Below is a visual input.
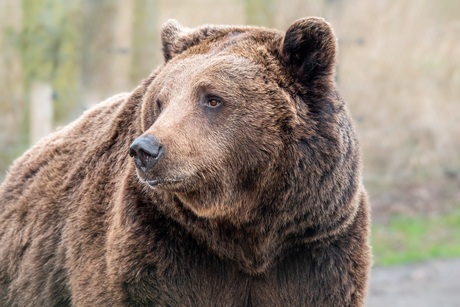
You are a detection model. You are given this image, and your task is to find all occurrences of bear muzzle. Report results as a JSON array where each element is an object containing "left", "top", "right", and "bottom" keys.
[{"left": 129, "top": 135, "right": 164, "bottom": 173}]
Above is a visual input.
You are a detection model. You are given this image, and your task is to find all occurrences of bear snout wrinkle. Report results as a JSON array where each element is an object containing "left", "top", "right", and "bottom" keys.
[{"left": 129, "top": 135, "right": 164, "bottom": 171}]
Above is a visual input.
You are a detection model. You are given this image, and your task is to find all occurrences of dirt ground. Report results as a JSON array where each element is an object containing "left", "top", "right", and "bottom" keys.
[{"left": 366, "top": 258, "right": 460, "bottom": 307}]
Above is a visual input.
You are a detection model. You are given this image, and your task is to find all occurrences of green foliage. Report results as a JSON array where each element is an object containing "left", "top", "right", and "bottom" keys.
[{"left": 371, "top": 210, "right": 460, "bottom": 266}]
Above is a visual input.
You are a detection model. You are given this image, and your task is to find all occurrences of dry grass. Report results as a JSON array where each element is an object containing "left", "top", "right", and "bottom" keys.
[
  {"left": 334, "top": 0, "right": 460, "bottom": 187},
  {"left": 328, "top": 1, "right": 460, "bottom": 217}
]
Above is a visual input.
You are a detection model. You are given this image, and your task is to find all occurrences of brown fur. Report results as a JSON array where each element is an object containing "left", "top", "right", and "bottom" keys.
[{"left": 0, "top": 18, "right": 371, "bottom": 306}]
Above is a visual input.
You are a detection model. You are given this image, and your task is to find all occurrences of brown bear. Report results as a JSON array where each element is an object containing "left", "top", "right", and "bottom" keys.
[{"left": 0, "top": 17, "right": 371, "bottom": 307}]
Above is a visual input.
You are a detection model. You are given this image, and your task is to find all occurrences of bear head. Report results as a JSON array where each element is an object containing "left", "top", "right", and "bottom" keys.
[{"left": 128, "top": 17, "right": 360, "bottom": 247}]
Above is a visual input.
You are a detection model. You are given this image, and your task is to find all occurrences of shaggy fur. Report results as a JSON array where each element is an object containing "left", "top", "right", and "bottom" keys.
[{"left": 0, "top": 18, "right": 371, "bottom": 307}]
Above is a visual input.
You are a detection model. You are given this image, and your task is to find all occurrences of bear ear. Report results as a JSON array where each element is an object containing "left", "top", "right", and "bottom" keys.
[
  {"left": 161, "top": 19, "right": 225, "bottom": 62},
  {"left": 281, "top": 17, "right": 337, "bottom": 84},
  {"left": 161, "top": 19, "right": 187, "bottom": 62}
]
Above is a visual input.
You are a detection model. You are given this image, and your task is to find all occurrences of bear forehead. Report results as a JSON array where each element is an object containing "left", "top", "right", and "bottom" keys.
[
  {"left": 172, "top": 29, "right": 283, "bottom": 70},
  {"left": 154, "top": 53, "right": 263, "bottom": 94}
]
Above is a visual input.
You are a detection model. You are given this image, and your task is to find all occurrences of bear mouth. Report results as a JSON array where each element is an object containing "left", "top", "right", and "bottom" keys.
[
  {"left": 143, "top": 175, "right": 195, "bottom": 191},
  {"left": 147, "top": 178, "right": 185, "bottom": 187}
]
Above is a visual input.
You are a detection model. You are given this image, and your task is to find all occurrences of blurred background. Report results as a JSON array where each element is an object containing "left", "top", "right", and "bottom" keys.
[{"left": 1, "top": 0, "right": 459, "bottom": 305}]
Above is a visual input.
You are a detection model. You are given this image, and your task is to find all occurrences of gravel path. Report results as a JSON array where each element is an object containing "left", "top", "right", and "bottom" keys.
[{"left": 366, "top": 258, "right": 460, "bottom": 307}]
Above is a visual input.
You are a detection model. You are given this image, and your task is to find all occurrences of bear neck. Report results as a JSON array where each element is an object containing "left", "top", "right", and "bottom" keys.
[{"left": 147, "top": 160, "right": 361, "bottom": 275}]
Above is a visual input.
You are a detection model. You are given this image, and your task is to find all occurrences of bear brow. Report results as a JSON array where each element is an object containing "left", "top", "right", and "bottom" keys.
[
  {"left": 192, "top": 81, "right": 225, "bottom": 97},
  {"left": 210, "top": 31, "right": 250, "bottom": 52}
]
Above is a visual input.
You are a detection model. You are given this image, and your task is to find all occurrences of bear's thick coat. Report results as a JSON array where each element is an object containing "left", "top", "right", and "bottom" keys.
[{"left": 0, "top": 18, "right": 371, "bottom": 307}]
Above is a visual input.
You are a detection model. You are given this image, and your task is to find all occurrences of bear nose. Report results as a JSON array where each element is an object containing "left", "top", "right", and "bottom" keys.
[{"left": 129, "top": 135, "right": 164, "bottom": 172}]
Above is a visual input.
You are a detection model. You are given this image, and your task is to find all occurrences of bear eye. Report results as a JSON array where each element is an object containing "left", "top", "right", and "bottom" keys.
[{"left": 205, "top": 99, "right": 221, "bottom": 108}]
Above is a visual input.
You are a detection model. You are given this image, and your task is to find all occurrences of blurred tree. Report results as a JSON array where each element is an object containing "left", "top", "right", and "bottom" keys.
[
  {"left": 112, "top": 0, "right": 134, "bottom": 91},
  {"left": 0, "top": 0, "right": 24, "bottom": 181},
  {"left": 80, "top": 0, "right": 118, "bottom": 109},
  {"left": 81, "top": 0, "right": 137, "bottom": 108},
  {"left": 21, "top": 0, "right": 83, "bottom": 132},
  {"left": 131, "top": 0, "right": 160, "bottom": 84}
]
